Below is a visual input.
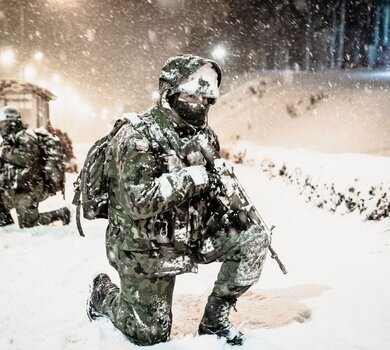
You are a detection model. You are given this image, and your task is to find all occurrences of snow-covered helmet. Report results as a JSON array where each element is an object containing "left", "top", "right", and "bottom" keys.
[
  {"left": 159, "top": 54, "right": 222, "bottom": 99},
  {"left": 0, "top": 106, "right": 22, "bottom": 122}
]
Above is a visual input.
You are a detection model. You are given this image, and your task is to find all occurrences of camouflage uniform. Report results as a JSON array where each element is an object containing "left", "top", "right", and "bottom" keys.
[
  {"left": 0, "top": 108, "right": 69, "bottom": 228},
  {"left": 97, "top": 55, "right": 269, "bottom": 345}
]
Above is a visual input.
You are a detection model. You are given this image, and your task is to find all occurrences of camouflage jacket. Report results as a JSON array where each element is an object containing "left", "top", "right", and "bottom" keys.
[
  {"left": 105, "top": 106, "right": 220, "bottom": 272},
  {"left": 0, "top": 128, "right": 45, "bottom": 200}
]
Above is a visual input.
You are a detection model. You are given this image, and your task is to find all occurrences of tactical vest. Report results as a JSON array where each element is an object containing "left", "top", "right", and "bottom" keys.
[{"left": 107, "top": 108, "right": 219, "bottom": 254}]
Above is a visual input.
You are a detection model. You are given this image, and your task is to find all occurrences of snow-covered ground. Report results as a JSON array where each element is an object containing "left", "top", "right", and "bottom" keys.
[
  {"left": 1, "top": 145, "right": 389, "bottom": 350},
  {"left": 211, "top": 70, "right": 390, "bottom": 156}
]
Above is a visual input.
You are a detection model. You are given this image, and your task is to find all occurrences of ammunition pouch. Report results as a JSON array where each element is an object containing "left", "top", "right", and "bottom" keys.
[{"left": 2, "top": 164, "right": 31, "bottom": 192}]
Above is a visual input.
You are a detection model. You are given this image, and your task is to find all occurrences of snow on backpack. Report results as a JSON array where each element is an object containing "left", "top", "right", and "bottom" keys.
[
  {"left": 72, "top": 115, "right": 135, "bottom": 237},
  {"left": 34, "top": 128, "right": 66, "bottom": 197}
]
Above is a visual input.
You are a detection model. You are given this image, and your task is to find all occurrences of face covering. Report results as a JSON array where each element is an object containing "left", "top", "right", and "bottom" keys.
[
  {"left": 0, "top": 120, "right": 22, "bottom": 139},
  {"left": 173, "top": 100, "right": 209, "bottom": 127}
]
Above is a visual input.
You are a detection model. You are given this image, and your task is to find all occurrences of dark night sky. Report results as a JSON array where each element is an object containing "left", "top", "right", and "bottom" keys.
[
  {"left": 1, "top": 0, "right": 389, "bottom": 141},
  {"left": 1, "top": 0, "right": 221, "bottom": 139}
]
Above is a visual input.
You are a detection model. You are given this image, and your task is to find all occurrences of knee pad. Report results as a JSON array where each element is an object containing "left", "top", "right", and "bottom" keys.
[
  {"left": 240, "top": 224, "right": 269, "bottom": 254},
  {"left": 233, "top": 225, "right": 269, "bottom": 286}
]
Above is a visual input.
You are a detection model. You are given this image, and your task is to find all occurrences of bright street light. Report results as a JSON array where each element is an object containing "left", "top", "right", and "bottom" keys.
[
  {"left": 0, "top": 48, "right": 16, "bottom": 66},
  {"left": 211, "top": 45, "right": 227, "bottom": 61},
  {"left": 34, "top": 51, "right": 44, "bottom": 61}
]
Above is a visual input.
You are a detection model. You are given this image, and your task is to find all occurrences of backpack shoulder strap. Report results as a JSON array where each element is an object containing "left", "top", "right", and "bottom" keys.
[{"left": 73, "top": 115, "right": 132, "bottom": 237}]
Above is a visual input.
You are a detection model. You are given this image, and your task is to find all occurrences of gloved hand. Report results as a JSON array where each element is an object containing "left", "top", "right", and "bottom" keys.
[
  {"left": 213, "top": 158, "right": 233, "bottom": 177},
  {"left": 0, "top": 133, "right": 15, "bottom": 146},
  {"left": 0, "top": 145, "right": 10, "bottom": 158},
  {"left": 221, "top": 209, "right": 250, "bottom": 232},
  {"left": 183, "top": 165, "right": 209, "bottom": 189}
]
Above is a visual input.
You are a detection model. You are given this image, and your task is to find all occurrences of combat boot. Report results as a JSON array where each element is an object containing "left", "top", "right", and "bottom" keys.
[
  {"left": 37, "top": 207, "right": 71, "bottom": 226},
  {"left": 87, "top": 273, "right": 119, "bottom": 321},
  {"left": 198, "top": 294, "right": 244, "bottom": 345},
  {"left": 0, "top": 201, "right": 14, "bottom": 226},
  {"left": 60, "top": 207, "right": 71, "bottom": 225},
  {"left": 0, "top": 211, "right": 14, "bottom": 226}
]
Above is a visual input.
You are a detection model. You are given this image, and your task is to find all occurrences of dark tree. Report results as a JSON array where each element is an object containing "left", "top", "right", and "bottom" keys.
[{"left": 186, "top": 0, "right": 390, "bottom": 72}]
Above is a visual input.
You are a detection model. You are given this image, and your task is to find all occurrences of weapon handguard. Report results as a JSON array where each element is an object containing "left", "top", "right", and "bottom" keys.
[{"left": 189, "top": 132, "right": 288, "bottom": 275}]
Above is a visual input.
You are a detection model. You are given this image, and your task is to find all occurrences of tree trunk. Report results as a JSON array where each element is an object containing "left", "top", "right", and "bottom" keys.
[
  {"left": 336, "top": 0, "right": 346, "bottom": 69},
  {"left": 371, "top": 2, "right": 382, "bottom": 67},
  {"left": 382, "top": 3, "right": 389, "bottom": 46},
  {"left": 305, "top": 0, "right": 312, "bottom": 70},
  {"left": 330, "top": 6, "right": 338, "bottom": 69}
]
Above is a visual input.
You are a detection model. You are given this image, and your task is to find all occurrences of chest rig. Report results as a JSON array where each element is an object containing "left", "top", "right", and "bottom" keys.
[{"left": 137, "top": 109, "right": 211, "bottom": 252}]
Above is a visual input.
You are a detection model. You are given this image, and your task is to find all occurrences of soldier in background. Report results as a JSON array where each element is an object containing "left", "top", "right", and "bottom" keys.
[
  {"left": 47, "top": 121, "right": 78, "bottom": 173},
  {"left": 0, "top": 107, "right": 70, "bottom": 228},
  {"left": 87, "top": 55, "right": 269, "bottom": 346}
]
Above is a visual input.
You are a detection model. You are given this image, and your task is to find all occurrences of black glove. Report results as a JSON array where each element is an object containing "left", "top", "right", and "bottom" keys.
[{"left": 221, "top": 209, "right": 251, "bottom": 232}]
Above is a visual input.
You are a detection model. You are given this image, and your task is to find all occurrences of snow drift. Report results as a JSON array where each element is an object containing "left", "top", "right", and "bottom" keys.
[
  {"left": 210, "top": 70, "right": 390, "bottom": 156},
  {"left": 1, "top": 70, "right": 390, "bottom": 349},
  {"left": 1, "top": 144, "right": 390, "bottom": 350}
]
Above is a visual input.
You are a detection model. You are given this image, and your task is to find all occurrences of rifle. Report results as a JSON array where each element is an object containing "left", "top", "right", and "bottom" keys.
[{"left": 185, "top": 132, "right": 287, "bottom": 275}]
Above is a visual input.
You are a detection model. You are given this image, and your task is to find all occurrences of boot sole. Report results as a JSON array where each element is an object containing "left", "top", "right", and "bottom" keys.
[
  {"left": 86, "top": 282, "right": 102, "bottom": 322},
  {"left": 63, "top": 210, "right": 71, "bottom": 226},
  {"left": 199, "top": 324, "right": 244, "bottom": 346}
]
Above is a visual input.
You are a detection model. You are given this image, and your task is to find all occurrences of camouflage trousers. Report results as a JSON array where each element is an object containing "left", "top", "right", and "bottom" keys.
[
  {"left": 1, "top": 189, "right": 63, "bottom": 228},
  {"left": 102, "top": 224, "right": 269, "bottom": 346},
  {"left": 0, "top": 195, "right": 14, "bottom": 226}
]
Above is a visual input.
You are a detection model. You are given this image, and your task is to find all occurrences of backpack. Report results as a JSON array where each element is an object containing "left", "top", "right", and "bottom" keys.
[
  {"left": 34, "top": 128, "right": 66, "bottom": 197},
  {"left": 72, "top": 116, "right": 134, "bottom": 236}
]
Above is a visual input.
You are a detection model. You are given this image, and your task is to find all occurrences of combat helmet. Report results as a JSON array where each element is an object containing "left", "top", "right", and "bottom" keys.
[
  {"left": 159, "top": 54, "right": 222, "bottom": 99},
  {"left": 0, "top": 107, "right": 22, "bottom": 122}
]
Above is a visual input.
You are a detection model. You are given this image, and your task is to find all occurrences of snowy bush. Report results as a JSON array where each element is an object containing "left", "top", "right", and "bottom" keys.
[
  {"left": 259, "top": 158, "right": 389, "bottom": 221},
  {"left": 219, "top": 144, "right": 389, "bottom": 221}
]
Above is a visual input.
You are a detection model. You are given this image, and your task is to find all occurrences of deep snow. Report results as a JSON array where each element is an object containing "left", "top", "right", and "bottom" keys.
[
  {"left": 1, "top": 145, "right": 389, "bottom": 350},
  {"left": 210, "top": 71, "right": 390, "bottom": 156}
]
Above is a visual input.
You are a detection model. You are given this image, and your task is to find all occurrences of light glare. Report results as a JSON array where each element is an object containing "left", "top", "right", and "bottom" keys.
[
  {"left": 52, "top": 74, "right": 61, "bottom": 82},
  {"left": 24, "top": 64, "right": 37, "bottom": 81},
  {"left": 211, "top": 45, "right": 227, "bottom": 60},
  {"left": 0, "top": 48, "right": 15, "bottom": 66},
  {"left": 34, "top": 51, "right": 44, "bottom": 61}
]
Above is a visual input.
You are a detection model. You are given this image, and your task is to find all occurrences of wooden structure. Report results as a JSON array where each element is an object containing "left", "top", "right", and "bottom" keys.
[{"left": 0, "top": 80, "right": 56, "bottom": 128}]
